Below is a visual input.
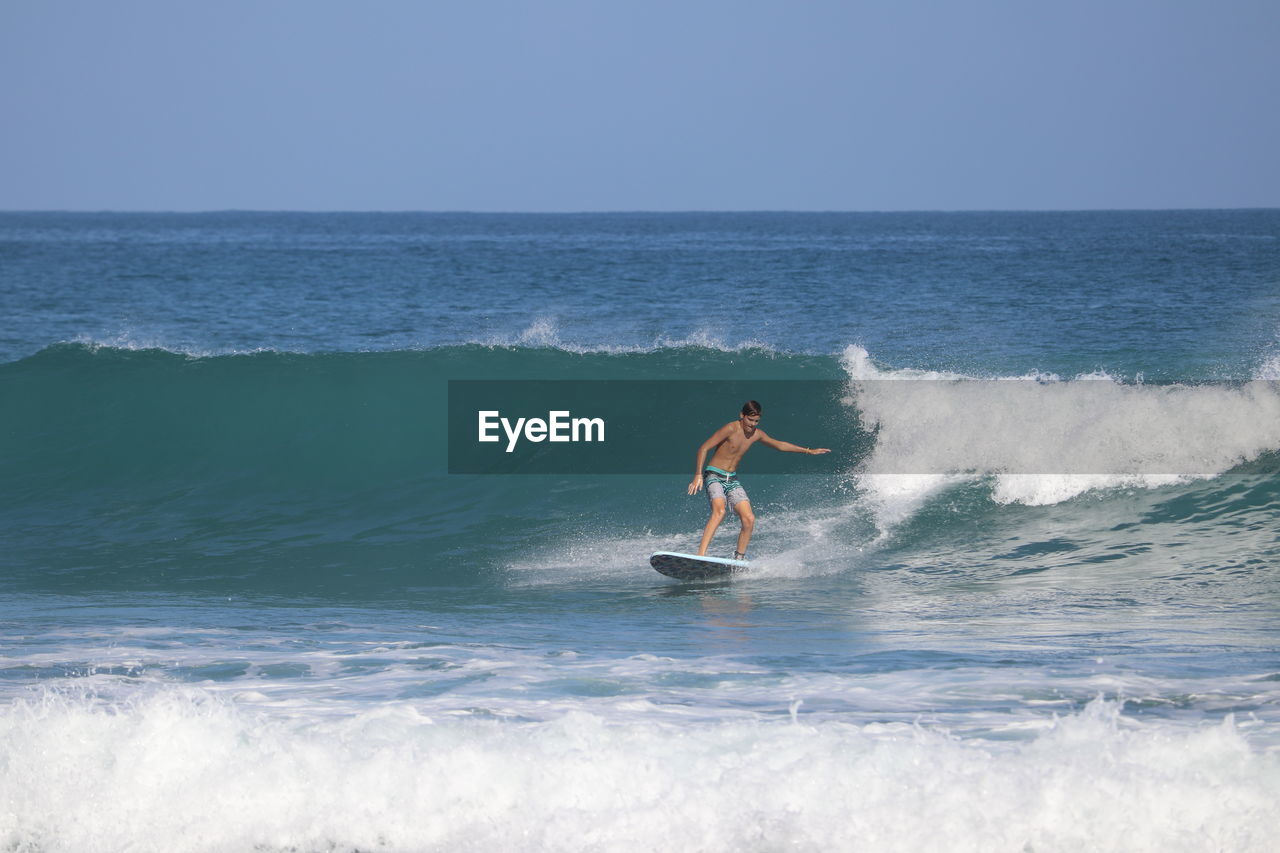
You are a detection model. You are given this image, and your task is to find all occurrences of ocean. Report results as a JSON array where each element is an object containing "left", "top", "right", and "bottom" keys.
[{"left": 2, "top": 210, "right": 1279, "bottom": 851}]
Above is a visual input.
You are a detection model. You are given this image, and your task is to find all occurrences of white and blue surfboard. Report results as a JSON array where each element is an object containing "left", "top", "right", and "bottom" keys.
[{"left": 650, "top": 551, "right": 750, "bottom": 581}]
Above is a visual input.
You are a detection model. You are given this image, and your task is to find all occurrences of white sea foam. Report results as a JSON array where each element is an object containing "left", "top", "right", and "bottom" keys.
[
  {"left": 67, "top": 332, "right": 289, "bottom": 359},
  {"left": 52, "top": 318, "right": 783, "bottom": 361},
  {"left": 841, "top": 345, "right": 1280, "bottom": 516},
  {"left": 2, "top": 689, "right": 1277, "bottom": 853},
  {"left": 1257, "top": 350, "right": 1280, "bottom": 381},
  {"left": 479, "top": 317, "right": 782, "bottom": 355}
]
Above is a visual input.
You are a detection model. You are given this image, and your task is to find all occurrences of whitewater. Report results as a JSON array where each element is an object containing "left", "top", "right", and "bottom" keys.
[{"left": 2, "top": 211, "right": 1279, "bottom": 851}]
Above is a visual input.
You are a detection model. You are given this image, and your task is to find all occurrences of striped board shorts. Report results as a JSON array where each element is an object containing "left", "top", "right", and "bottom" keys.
[{"left": 704, "top": 465, "right": 749, "bottom": 508}]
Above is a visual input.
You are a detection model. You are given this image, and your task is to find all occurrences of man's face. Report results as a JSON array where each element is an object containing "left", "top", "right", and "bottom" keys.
[{"left": 740, "top": 413, "right": 760, "bottom": 432}]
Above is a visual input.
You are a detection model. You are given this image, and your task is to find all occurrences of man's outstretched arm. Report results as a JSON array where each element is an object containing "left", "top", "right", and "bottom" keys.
[{"left": 758, "top": 431, "right": 830, "bottom": 455}]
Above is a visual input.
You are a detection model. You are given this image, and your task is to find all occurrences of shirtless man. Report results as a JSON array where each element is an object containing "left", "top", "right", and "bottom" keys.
[{"left": 688, "top": 400, "right": 830, "bottom": 559}]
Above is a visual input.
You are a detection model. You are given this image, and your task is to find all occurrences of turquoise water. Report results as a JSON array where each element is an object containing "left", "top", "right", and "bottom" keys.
[{"left": 2, "top": 211, "right": 1280, "bottom": 851}]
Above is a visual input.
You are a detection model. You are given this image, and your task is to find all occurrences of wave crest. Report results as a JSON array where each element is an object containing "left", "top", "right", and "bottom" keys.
[{"left": 841, "top": 345, "right": 1280, "bottom": 512}]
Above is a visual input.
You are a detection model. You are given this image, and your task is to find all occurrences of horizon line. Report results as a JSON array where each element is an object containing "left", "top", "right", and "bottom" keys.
[{"left": 2, "top": 206, "right": 1278, "bottom": 215}]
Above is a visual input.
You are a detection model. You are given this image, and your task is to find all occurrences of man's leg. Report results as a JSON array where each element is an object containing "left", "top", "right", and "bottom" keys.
[
  {"left": 732, "top": 499, "right": 755, "bottom": 558},
  {"left": 697, "top": 497, "right": 727, "bottom": 556}
]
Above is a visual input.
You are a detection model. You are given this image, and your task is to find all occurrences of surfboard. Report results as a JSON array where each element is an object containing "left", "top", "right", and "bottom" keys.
[{"left": 650, "top": 551, "right": 750, "bottom": 581}]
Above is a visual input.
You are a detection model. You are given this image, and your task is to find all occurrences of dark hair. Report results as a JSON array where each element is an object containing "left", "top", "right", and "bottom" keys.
[{"left": 741, "top": 400, "right": 762, "bottom": 417}]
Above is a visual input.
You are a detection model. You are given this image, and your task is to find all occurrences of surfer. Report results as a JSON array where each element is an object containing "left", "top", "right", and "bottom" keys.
[{"left": 688, "top": 400, "right": 829, "bottom": 559}]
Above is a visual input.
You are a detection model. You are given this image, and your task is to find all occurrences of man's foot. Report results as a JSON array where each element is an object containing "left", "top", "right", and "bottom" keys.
[{"left": 733, "top": 551, "right": 748, "bottom": 561}]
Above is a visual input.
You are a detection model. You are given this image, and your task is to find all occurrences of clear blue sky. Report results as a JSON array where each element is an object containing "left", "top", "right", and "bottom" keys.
[{"left": 2, "top": 0, "right": 1277, "bottom": 211}]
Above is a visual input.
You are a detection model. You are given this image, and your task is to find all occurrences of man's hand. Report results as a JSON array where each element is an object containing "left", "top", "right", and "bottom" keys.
[
  {"left": 807, "top": 448, "right": 831, "bottom": 455},
  {"left": 688, "top": 475, "right": 704, "bottom": 495}
]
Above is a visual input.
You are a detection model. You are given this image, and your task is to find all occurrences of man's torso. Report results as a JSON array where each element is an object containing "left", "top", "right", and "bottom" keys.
[{"left": 707, "top": 422, "right": 763, "bottom": 471}]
